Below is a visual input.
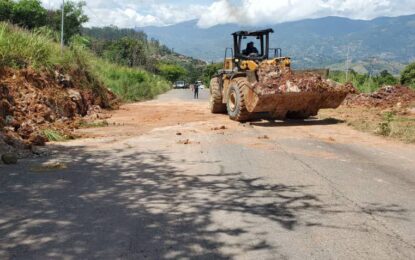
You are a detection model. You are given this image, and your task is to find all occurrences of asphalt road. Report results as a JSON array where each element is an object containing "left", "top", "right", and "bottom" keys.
[{"left": 1, "top": 89, "right": 414, "bottom": 259}]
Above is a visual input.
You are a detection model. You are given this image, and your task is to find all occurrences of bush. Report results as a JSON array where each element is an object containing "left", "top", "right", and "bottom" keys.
[
  {"left": 103, "top": 37, "right": 147, "bottom": 67},
  {"left": 401, "top": 62, "right": 415, "bottom": 88},
  {"left": 329, "top": 69, "right": 399, "bottom": 93},
  {"left": 158, "top": 63, "right": 187, "bottom": 83},
  {"left": 93, "top": 59, "right": 171, "bottom": 101},
  {"left": 11, "top": 0, "right": 47, "bottom": 29},
  {"left": 329, "top": 70, "right": 379, "bottom": 93},
  {"left": 203, "top": 63, "right": 223, "bottom": 85},
  {"left": 376, "top": 70, "right": 398, "bottom": 86},
  {"left": 47, "top": 1, "right": 88, "bottom": 43},
  {"left": 0, "top": 0, "right": 13, "bottom": 21}
]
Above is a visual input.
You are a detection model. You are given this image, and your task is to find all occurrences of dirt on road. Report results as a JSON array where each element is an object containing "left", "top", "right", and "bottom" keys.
[{"left": 1, "top": 89, "right": 415, "bottom": 259}]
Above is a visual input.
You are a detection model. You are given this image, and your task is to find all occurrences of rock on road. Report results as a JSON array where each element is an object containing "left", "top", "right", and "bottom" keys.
[{"left": 1, "top": 89, "right": 414, "bottom": 259}]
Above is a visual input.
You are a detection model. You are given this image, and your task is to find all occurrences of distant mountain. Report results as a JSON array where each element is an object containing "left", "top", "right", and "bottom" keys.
[{"left": 137, "top": 15, "right": 415, "bottom": 74}]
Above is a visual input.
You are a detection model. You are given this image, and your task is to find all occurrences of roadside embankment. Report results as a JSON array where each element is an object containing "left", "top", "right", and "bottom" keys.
[
  {"left": 321, "top": 85, "right": 415, "bottom": 143},
  {"left": 0, "top": 22, "right": 170, "bottom": 158}
]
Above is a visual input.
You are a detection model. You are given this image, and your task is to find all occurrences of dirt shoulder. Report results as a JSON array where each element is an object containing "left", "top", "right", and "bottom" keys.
[{"left": 320, "top": 86, "right": 415, "bottom": 143}]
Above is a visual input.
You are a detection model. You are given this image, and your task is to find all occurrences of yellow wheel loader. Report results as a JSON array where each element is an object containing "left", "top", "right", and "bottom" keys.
[{"left": 209, "top": 29, "right": 353, "bottom": 121}]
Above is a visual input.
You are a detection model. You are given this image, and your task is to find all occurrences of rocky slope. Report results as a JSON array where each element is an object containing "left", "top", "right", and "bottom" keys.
[{"left": 0, "top": 67, "right": 117, "bottom": 157}]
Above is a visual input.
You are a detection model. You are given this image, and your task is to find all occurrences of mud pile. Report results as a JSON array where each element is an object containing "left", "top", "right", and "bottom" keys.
[
  {"left": 344, "top": 85, "right": 415, "bottom": 108},
  {"left": 0, "top": 68, "right": 117, "bottom": 153}
]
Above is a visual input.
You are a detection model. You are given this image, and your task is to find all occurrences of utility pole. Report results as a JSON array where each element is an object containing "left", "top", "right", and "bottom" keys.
[
  {"left": 61, "top": 0, "right": 65, "bottom": 52},
  {"left": 368, "top": 56, "right": 376, "bottom": 79},
  {"left": 345, "top": 46, "right": 350, "bottom": 82}
]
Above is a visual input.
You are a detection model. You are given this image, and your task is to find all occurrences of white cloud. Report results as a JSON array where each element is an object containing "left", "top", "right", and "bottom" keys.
[
  {"left": 41, "top": 0, "right": 415, "bottom": 28},
  {"left": 42, "top": 0, "right": 206, "bottom": 28},
  {"left": 197, "top": 0, "right": 415, "bottom": 28}
]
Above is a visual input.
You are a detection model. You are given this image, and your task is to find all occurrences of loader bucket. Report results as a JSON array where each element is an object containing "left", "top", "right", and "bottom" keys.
[{"left": 243, "top": 72, "right": 353, "bottom": 119}]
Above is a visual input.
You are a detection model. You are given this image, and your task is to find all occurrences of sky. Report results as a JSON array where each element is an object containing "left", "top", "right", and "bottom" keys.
[{"left": 41, "top": 0, "right": 415, "bottom": 28}]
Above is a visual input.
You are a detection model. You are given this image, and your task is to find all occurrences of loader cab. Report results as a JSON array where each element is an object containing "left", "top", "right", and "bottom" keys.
[
  {"left": 233, "top": 29, "right": 273, "bottom": 61},
  {"left": 223, "top": 29, "right": 276, "bottom": 72}
]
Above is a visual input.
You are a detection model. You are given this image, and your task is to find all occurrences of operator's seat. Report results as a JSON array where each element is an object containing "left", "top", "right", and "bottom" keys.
[{"left": 242, "top": 42, "right": 259, "bottom": 56}]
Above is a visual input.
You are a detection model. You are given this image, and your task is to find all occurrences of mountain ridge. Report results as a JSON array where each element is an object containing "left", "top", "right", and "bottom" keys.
[{"left": 137, "top": 15, "right": 415, "bottom": 74}]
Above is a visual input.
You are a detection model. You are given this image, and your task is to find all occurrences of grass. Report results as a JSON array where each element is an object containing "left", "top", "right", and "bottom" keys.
[
  {"left": 329, "top": 70, "right": 381, "bottom": 93},
  {"left": 320, "top": 108, "right": 415, "bottom": 143},
  {"left": 0, "top": 23, "right": 82, "bottom": 71},
  {"left": 91, "top": 59, "right": 171, "bottom": 101},
  {"left": 42, "top": 129, "right": 70, "bottom": 142},
  {"left": 0, "top": 22, "right": 170, "bottom": 102},
  {"left": 376, "top": 112, "right": 415, "bottom": 142}
]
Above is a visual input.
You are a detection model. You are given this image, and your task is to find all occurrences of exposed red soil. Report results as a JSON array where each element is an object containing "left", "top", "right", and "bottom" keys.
[
  {"left": 0, "top": 67, "right": 117, "bottom": 153},
  {"left": 344, "top": 85, "right": 415, "bottom": 108},
  {"left": 255, "top": 64, "right": 356, "bottom": 94}
]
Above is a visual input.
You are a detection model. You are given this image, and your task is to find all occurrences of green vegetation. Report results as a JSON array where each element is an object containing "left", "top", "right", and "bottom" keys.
[
  {"left": 401, "top": 62, "right": 415, "bottom": 88},
  {"left": 0, "top": 0, "right": 86, "bottom": 42},
  {"left": 82, "top": 26, "right": 165, "bottom": 73},
  {"left": 0, "top": 0, "right": 176, "bottom": 102},
  {"left": 202, "top": 63, "right": 223, "bottom": 85},
  {"left": 42, "top": 129, "right": 69, "bottom": 142},
  {"left": 0, "top": 22, "right": 76, "bottom": 69},
  {"left": 2, "top": 0, "right": 47, "bottom": 29},
  {"left": 0, "top": 22, "right": 170, "bottom": 101},
  {"left": 82, "top": 26, "right": 207, "bottom": 84},
  {"left": 1, "top": 0, "right": 205, "bottom": 103},
  {"left": 320, "top": 108, "right": 415, "bottom": 143},
  {"left": 92, "top": 59, "right": 170, "bottom": 101},
  {"left": 330, "top": 62, "right": 415, "bottom": 92},
  {"left": 376, "top": 112, "right": 395, "bottom": 136},
  {"left": 158, "top": 63, "right": 187, "bottom": 83},
  {"left": 375, "top": 111, "right": 415, "bottom": 143},
  {"left": 329, "top": 69, "right": 399, "bottom": 93},
  {"left": 48, "top": 1, "right": 88, "bottom": 43}
]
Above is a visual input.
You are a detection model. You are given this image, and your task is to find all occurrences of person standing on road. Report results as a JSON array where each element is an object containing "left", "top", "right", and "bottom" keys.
[{"left": 194, "top": 81, "right": 199, "bottom": 99}]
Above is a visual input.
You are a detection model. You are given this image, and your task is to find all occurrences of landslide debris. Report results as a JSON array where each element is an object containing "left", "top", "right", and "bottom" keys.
[
  {"left": 256, "top": 64, "right": 356, "bottom": 94},
  {"left": 344, "top": 85, "right": 415, "bottom": 109},
  {"left": 0, "top": 67, "right": 118, "bottom": 156},
  {"left": 320, "top": 85, "right": 415, "bottom": 143}
]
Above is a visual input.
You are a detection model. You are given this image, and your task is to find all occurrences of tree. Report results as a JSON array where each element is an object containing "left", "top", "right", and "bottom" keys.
[
  {"left": 103, "top": 37, "right": 147, "bottom": 67},
  {"left": 401, "top": 62, "right": 415, "bottom": 88},
  {"left": 48, "top": 1, "right": 88, "bottom": 43},
  {"left": 0, "top": 0, "right": 14, "bottom": 22},
  {"left": 203, "top": 63, "right": 223, "bottom": 85},
  {"left": 158, "top": 64, "right": 187, "bottom": 83},
  {"left": 375, "top": 70, "right": 398, "bottom": 86},
  {"left": 11, "top": 0, "right": 47, "bottom": 29}
]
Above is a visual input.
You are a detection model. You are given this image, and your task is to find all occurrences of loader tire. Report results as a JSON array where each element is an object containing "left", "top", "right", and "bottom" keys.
[
  {"left": 227, "top": 78, "right": 251, "bottom": 122},
  {"left": 209, "top": 77, "right": 227, "bottom": 113}
]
